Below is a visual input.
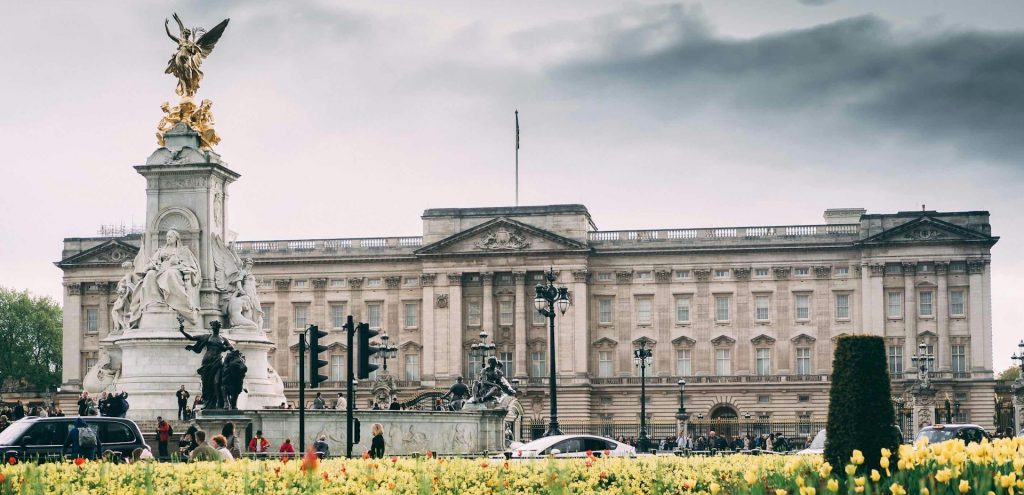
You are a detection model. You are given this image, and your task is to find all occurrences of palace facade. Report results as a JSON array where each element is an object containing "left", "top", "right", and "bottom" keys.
[{"left": 57, "top": 205, "right": 999, "bottom": 431}]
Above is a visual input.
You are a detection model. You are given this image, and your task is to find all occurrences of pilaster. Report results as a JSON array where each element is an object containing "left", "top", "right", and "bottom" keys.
[
  {"left": 482, "top": 272, "right": 494, "bottom": 339},
  {"left": 903, "top": 262, "right": 918, "bottom": 369},
  {"left": 513, "top": 271, "right": 528, "bottom": 379},
  {"left": 62, "top": 282, "right": 83, "bottom": 387},
  {"left": 572, "top": 269, "right": 591, "bottom": 377},
  {"left": 935, "top": 262, "right": 950, "bottom": 371},
  {"left": 447, "top": 272, "right": 463, "bottom": 378},
  {"left": 420, "top": 273, "right": 436, "bottom": 382}
]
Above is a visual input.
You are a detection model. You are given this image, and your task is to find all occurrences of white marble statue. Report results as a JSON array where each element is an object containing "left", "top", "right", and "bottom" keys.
[
  {"left": 128, "top": 229, "right": 201, "bottom": 326},
  {"left": 212, "top": 234, "right": 263, "bottom": 329},
  {"left": 110, "top": 261, "right": 139, "bottom": 333}
]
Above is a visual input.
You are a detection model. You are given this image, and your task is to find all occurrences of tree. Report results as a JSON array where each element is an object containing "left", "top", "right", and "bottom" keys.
[
  {"left": 825, "top": 335, "right": 898, "bottom": 474},
  {"left": 0, "top": 287, "right": 62, "bottom": 392},
  {"left": 998, "top": 367, "right": 1020, "bottom": 382}
]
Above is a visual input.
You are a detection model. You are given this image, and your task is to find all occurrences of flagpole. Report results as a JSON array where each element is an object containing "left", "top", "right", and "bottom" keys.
[{"left": 515, "top": 110, "right": 519, "bottom": 207}]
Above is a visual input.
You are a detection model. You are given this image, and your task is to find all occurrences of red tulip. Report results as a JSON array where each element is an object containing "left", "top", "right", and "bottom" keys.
[{"left": 74, "top": 457, "right": 85, "bottom": 466}]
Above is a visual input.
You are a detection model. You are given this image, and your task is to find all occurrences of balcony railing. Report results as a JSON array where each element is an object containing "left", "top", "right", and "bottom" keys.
[
  {"left": 589, "top": 223, "right": 860, "bottom": 245},
  {"left": 234, "top": 236, "right": 423, "bottom": 257}
]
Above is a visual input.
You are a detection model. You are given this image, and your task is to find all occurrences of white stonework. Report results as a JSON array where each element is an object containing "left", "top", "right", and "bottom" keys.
[{"left": 58, "top": 205, "right": 998, "bottom": 429}]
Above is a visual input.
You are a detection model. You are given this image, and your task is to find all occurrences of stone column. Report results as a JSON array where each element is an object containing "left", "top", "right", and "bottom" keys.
[
  {"left": 61, "top": 282, "right": 83, "bottom": 387},
  {"left": 911, "top": 388, "right": 937, "bottom": 437},
  {"left": 348, "top": 277, "right": 364, "bottom": 367},
  {"left": 935, "top": 262, "right": 950, "bottom": 372},
  {"left": 312, "top": 278, "right": 328, "bottom": 328},
  {"left": 572, "top": 269, "right": 591, "bottom": 377},
  {"left": 420, "top": 273, "right": 437, "bottom": 384},
  {"left": 614, "top": 270, "right": 634, "bottom": 374},
  {"left": 482, "top": 272, "right": 494, "bottom": 339},
  {"left": 903, "top": 263, "right": 918, "bottom": 369},
  {"left": 513, "top": 271, "right": 528, "bottom": 379},
  {"left": 654, "top": 269, "right": 673, "bottom": 375},
  {"left": 863, "top": 263, "right": 884, "bottom": 335},
  {"left": 447, "top": 273, "right": 464, "bottom": 379},
  {"left": 385, "top": 276, "right": 402, "bottom": 334},
  {"left": 967, "top": 260, "right": 986, "bottom": 373}
]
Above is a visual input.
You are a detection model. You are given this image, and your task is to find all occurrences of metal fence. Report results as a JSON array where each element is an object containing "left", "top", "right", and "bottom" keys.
[{"left": 518, "top": 418, "right": 825, "bottom": 449}]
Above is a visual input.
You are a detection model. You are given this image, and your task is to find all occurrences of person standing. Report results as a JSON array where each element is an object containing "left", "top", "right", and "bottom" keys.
[
  {"left": 313, "top": 435, "right": 330, "bottom": 458},
  {"left": 156, "top": 416, "right": 173, "bottom": 460},
  {"left": 12, "top": 401, "right": 25, "bottom": 421},
  {"left": 248, "top": 430, "right": 270, "bottom": 454},
  {"left": 312, "top": 392, "right": 326, "bottom": 410},
  {"left": 63, "top": 418, "right": 102, "bottom": 460},
  {"left": 278, "top": 438, "right": 295, "bottom": 461},
  {"left": 0, "top": 415, "right": 10, "bottom": 434},
  {"left": 176, "top": 386, "right": 190, "bottom": 421},
  {"left": 369, "top": 423, "right": 385, "bottom": 459},
  {"left": 334, "top": 393, "right": 346, "bottom": 410},
  {"left": 222, "top": 422, "right": 241, "bottom": 459},
  {"left": 212, "top": 435, "right": 234, "bottom": 462}
]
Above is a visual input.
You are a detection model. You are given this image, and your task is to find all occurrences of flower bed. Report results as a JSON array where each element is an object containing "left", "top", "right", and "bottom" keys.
[{"left": 1, "top": 438, "right": 1022, "bottom": 494}]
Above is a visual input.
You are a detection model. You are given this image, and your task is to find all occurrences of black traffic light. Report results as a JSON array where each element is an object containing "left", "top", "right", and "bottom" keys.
[
  {"left": 357, "top": 322, "right": 380, "bottom": 379},
  {"left": 309, "top": 324, "right": 329, "bottom": 388}
]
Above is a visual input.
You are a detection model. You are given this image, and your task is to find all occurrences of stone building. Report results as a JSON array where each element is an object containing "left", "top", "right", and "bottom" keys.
[{"left": 57, "top": 204, "right": 998, "bottom": 432}]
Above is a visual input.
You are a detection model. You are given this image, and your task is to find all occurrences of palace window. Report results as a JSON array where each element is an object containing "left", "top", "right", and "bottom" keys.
[
  {"left": 293, "top": 304, "right": 308, "bottom": 329},
  {"left": 714, "top": 269, "right": 729, "bottom": 278},
  {"left": 921, "top": 345, "right": 936, "bottom": 372},
  {"left": 532, "top": 304, "right": 546, "bottom": 326},
  {"left": 329, "top": 279, "right": 345, "bottom": 288},
  {"left": 919, "top": 291, "right": 934, "bottom": 317},
  {"left": 885, "top": 264, "right": 902, "bottom": 275},
  {"left": 676, "top": 349, "right": 692, "bottom": 376},
  {"left": 715, "top": 349, "right": 731, "bottom": 376},
  {"left": 366, "top": 303, "right": 381, "bottom": 329},
  {"left": 330, "top": 355, "right": 345, "bottom": 382},
  {"left": 466, "top": 352, "right": 482, "bottom": 380},
  {"left": 403, "top": 277, "right": 418, "bottom": 286},
  {"left": 84, "top": 356, "right": 97, "bottom": 372},
  {"left": 714, "top": 296, "right": 731, "bottom": 322},
  {"left": 598, "top": 351, "right": 614, "bottom": 378},
  {"left": 794, "top": 267, "right": 809, "bottom": 276},
  {"left": 261, "top": 305, "right": 272, "bottom": 330},
  {"left": 404, "top": 303, "right": 419, "bottom": 328},
  {"left": 467, "top": 298, "right": 482, "bottom": 327},
  {"left": 294, "top": 280, "right": 308, "bottom": 289},
  {"left": 530, "top": 351, "right": 546, "bottom": 378},
  {"left": 754, "top": 268, "right": 769, "bottom": 277},
  {"left": 676, "top": 270, "right": 690, "bottom": 279},
  {"left": 498, "top": 300, "right": 513, "bottom": 326},
  {"left": 404, "top": 354, "right": 420, "bottom": 382},
  {"left": 949, "top": 262, "right": 966, "bottom": 272},
  {"left": 636, "top": 271, "right": 653, "bottom": 282},
  {"left": 887, "top": 292, "right": 903, "bottom": 319},
  {"left": 949, "top": 290, "right": 965, "bottom": 317},
  {"left": 85, "top": 308, "right": 98, "bottom": 333},
  {"left": 795, "top": 294, "right": 810, "bottom": 321},
  {"left": 834, "top": 266, "right": 849, "bottom": 276},
  {"left": 888, "top": 346, "right": 903, "bottom": 375},
  {"left": 756, "top": 348, "right": 772, "bottom": 376},
  {"left": 796, "top": 347, "right": 811, "bottom": 376},
  {"left": 597, "top": 272, "right": 613, "bottom": 282},
  {"left": 835, "top": 293, "right": 850, "bottom": 320},
  {"left": 366, "top": 278, "right": 382, "bottom": 288},
  {"left": 636, "top": 298, "right": 652, "bottom": 325},
  {"left": 499, "top": 351, "right": 514, "bottom": 377},
  {"left": 330, "top": 303, "right": 346, "bottom": 329},
  {"left": 598, "top": 298, "right": 613, "bottom": 325},
  {"left": 675, "top": 297, "right": 691, "bottom": 324},
  {"left": 754, "top": 295, "right": 770, "bottom": 322},
  {"left": 951, "top": 345, "right": 967, "bottom": 374}
]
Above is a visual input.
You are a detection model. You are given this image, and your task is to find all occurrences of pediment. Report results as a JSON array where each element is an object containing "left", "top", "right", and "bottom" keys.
[
  {"left": 399, "top": 341, "right": 422, "bottom": 351},
  {"left": 750, "top": 334, "right": 776, "bottom": 346},
  {"left": 830, "top": 332, "right": 850, "bottom": 343},
  {"left": 56, "top": 238, "right": 141, "bottom": 267},
  {"left": 631, "top": 336, "right": 657, "bottom": 348},
  {"left": 917, "top": 330, "right": 937, "bottom": 340},
  {"left": 860, "top": 216, "right": 994, "bottom": 246},
  {"left": 711, "top": 335, "right": 736, "bottom": 347},
  {"left": 592, "top": 337, "right": 618, "bottom": 348},
  {"left": 791, "top": 333, "right": 817, "bottom": 344},
  {"left": 672, "top": 335, "right": 696, "bottom": 347},
  {"left": 415, "top": 217, "right": 589, "bottom": 256}
]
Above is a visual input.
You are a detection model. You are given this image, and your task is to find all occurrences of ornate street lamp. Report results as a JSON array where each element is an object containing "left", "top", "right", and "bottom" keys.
[
  {"left": 534, "top": 268, "right": 570, "bottom": 437},
  {"left": 471, "top": 330, "right": 496, "bottom": 373},
  {"left": 911, "top": 341, "right": 935, "bottom": 389},
  {"left": 378, "top": 332, "right": 398, "bottom": 372},
  {"left": 675, "top": 379, "right": 688, "bottom": 448},
  {"left": 633, "top": 341, "right": 654, "bottom": 452},
  {"left": 1011, "top": 340, "right": 1024, "bottom": 373}
]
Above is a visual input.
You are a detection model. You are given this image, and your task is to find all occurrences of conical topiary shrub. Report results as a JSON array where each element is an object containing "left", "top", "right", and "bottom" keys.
[{"left": 825, "top": 334, "right": 898, "bottom": 473}]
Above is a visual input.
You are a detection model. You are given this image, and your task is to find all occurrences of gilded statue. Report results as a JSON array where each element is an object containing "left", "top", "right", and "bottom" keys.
[
  {"left": 164, "top": 14, "right": 230, "bottom": 98},
  {"left": 156, "top": 97, "right": 221, "bottom": 149}
]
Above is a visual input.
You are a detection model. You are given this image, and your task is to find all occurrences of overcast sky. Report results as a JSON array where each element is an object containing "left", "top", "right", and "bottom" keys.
[{"left": 2, "top": 1, "right": 1022, "bottom": 371}]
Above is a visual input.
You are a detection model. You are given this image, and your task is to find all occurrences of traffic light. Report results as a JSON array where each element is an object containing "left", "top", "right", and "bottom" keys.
[
  {"left": 308, "top": 324, "right": 329, "bottom": 388},
  {"left": 357, "top": 322, "right": 380, "bottom": 379}
]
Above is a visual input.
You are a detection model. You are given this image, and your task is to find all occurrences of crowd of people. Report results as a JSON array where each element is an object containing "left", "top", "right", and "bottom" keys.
[
  {"left": 75, "top": 391, "right": 131, "bottom": 417},
  {"left": 1, "top": 401, "right": 67, "bottom": 424},
  {"left": 623, "top": 430, "right": 796, "bottom": 453}
]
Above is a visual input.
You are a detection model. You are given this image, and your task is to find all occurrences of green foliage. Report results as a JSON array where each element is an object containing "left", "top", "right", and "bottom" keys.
[
  {"left": 825, "top": 334, "right": 897, "bottom": 474},
  {"left": 997, "top": 367, "right": 1020, "bottom": 382},
  {"left": 0, "top": 287, "right": 63, "bottom": 392}
]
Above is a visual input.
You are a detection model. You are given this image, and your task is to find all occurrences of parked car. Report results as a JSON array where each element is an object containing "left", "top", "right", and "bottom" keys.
[
  {"left": 0, "top": 416, "right": 149, "bottom": 463},
  {"left": 916, "top": 424, "right": 989, "bottom": 445},
  {"left": 797, "top": 429, "right": 827, "bottom": 455},
  {"left": 506, "top": 435, "right": 635, "bottom": 459}
]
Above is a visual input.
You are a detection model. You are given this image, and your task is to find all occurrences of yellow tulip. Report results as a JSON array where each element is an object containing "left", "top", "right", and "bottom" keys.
[
  {"left": 819, "top": 462, "right": 833, "bottom": 478},
  {"left": 845, "top": 464, "right": 857, "bottom": 476},
  {"left": 711, "top": 482, "right": 721, "bottom": 495},
  {"left": 870, "top": 469, "right": 880, "bottom": 482},
  {"left": 776, "top": 490, "right": 788, "bottom": 495},
  {"left": 827, "top": 479, "right": 840, "bottom": 492},
  {"left": 890, "top": 483, "right": 907, "bottom": 495},
  {"left": 936, "top": 468, "right": 953, "bottom": 483},
  {"left": 959, "top": 480, "right": 970, "bottom": 494},
  {"left": 746, "top": 471, "right": 758, "bottom": 485},
  {"left": 851, "top": 450, "right": 865, "bottom": 465}
]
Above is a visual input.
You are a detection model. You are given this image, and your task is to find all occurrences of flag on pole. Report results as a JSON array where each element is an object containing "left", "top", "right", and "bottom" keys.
[{"left": 515, "top": 110, "right": 520, "bottom": 150}]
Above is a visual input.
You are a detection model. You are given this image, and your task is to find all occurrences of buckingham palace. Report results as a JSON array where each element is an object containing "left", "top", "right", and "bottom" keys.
[{"left": 57, "top": 204, "right": 998, "bottom": 432}]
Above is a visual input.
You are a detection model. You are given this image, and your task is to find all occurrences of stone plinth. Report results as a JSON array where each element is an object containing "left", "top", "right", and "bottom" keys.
[{"left": 241, "top": 409, "right": 506, "bottom": 456}]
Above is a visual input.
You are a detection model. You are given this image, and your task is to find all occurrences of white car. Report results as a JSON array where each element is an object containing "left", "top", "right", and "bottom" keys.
[
  {"left": 797, "top": 429, "right": 826, "bottom": 455},
  {"left": 507, "top": 435, "right": 636, "bottom": 459}
]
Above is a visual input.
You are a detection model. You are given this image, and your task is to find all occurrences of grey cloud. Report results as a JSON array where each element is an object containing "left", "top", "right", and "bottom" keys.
[
  {"left": 550, "top": 13, "right": 1024, "bottom": 166},
  {"left": 799, "top": 0, "right": 838, "bottom": 6}
]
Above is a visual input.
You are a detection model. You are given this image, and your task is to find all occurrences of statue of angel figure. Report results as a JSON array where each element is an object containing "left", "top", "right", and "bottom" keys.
[
  {"left": 165, "top": 13, "right": 230, "bottom": 98},
  {"left": 110, "top": 261, "right": 139, "bottom": 333},
  {"left": 212, "top": 234, "right": 264, "bottom": 329}
]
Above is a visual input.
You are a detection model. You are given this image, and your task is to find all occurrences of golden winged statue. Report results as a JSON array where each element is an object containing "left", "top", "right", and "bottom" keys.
[{"left": 165, "top": 13, "right": 230, "bottom": 98}]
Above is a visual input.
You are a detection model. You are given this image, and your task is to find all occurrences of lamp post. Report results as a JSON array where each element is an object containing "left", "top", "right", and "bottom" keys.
[
  {"left": 633, "top": 341, "right": 654, "bottom": 452},
  {"left": 534, "top": 268, "right": 570, "bottom": 437},
  {"left": 378, "top": 332, "right": 398, "bottom": 372},
  {"left": 911, "top": 342, "right": 935, "bottom": 389},
  {"left": 1011, "top": 341, "right": 1024, "bottom": 374},
  {"left": 1011, "top": 341, "right": 1024, "bottom": 436},
  {"left": 471, "top": 330, "right": 496, "bottom": 373}
]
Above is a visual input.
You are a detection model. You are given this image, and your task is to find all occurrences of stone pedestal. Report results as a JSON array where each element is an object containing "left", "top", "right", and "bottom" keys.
[
  {"left": 911, "top": 388, "right": 937, "bottom": 438},
  {"left": 195, "top": 410, "right": 253, "bottom": 441}
]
